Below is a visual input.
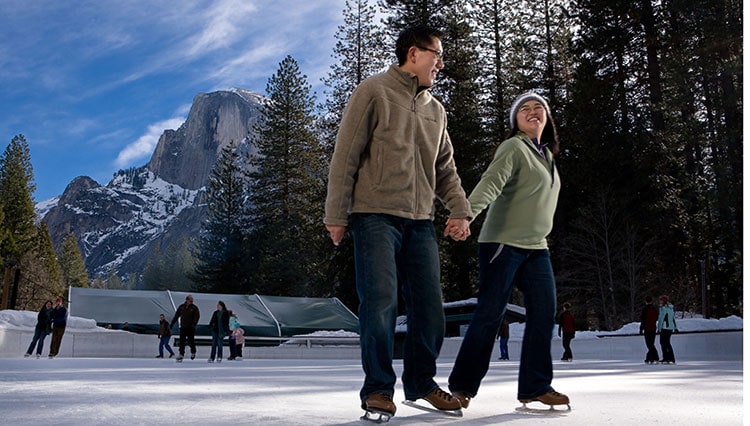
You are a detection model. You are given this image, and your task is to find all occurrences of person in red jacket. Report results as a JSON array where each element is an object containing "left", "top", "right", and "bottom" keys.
[
  {"left": 639, "top": 296, "right": 660, "bottom": 364},
  {"left": 558, "top": 303, "right": 575, "bottom": 361}
]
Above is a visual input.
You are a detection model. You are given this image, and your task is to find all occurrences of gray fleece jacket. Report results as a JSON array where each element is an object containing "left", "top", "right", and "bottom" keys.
[{"left": 325, "top": 64, "right": 470, "bottom": 226}]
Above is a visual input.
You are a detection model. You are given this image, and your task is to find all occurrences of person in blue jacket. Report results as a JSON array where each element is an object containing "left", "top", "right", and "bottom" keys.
[
  {"left": 657, "top": 295, "right": 678, "bottom": 364},
  {"left": 25, "top": 300, "right": 53, "bottom": 358}
]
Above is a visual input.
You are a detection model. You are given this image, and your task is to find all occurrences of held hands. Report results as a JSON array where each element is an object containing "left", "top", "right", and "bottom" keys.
[{"left": 443, "top": 218, "right": 470, "bottom": 241}]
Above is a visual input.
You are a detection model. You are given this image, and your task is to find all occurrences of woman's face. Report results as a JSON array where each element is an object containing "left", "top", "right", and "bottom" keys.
[
  {"left": 46, "top": 301, "right": 52, "bottom": 309},
  {"left": 516, "top": 100, "right": 547, "bottom": 138}
]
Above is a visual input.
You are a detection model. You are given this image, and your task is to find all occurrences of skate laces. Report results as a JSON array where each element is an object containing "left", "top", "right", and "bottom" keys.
[{"left": 432, "top": 388, "right": 454, "bottom": 401}]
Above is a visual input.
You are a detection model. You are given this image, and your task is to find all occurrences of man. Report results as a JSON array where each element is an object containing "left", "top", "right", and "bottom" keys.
[
  {"left": 170, "top": 294, "right": 200, "bottom": 362},
  {"left": 48, "top": 296, "right": 67, "bottom": 358},
  {"left": 558, "top": 302, "right": 575, "bottom": 361},
  {"left": 156, "top": 313, "right": 175, "bottom": 359},
  {"left": 325, "top": 25, "right": 471, "bottom": 420},
  {"left": 639, "top": 296, "right": 660, "bottom": 364}
]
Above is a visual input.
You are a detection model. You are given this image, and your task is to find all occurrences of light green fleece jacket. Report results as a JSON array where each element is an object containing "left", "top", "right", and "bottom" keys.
[
  {"left": 470, "top": 133, "right": 560, "bottom": 249},
  {"left": 325, "top": 64, "right": 471, "bottom": 225}
]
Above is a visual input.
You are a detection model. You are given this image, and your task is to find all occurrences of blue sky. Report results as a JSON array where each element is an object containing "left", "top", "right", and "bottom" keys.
[{"left": 0, "top": 0, "right": 347, "bottom": 202}]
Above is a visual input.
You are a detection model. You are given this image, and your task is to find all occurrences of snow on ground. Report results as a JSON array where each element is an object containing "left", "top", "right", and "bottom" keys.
[{"left": 0, "top": 310, "right": 744, "bottom": 425}]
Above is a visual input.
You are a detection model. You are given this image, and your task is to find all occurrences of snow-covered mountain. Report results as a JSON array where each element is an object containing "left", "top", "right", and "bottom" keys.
[{"left": 38, "top": 88, "right": 263, "bottom": 277}]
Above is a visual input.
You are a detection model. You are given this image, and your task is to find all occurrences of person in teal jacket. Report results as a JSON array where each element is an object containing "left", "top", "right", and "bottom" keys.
[
  {"left": 657, "top": 295, "right": 678, "bottom": 364},
  {"left": 449, "top": 91, "right": 569, "bottom": 410}
]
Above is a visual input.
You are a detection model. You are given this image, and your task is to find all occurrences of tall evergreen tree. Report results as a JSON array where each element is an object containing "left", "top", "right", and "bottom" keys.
[
  {"left": 0, "top": 135, "right": 37, "bottom": 259},
  {"left": 378, "top": 0, "right": 487, "bottom": 301},
  {"left": 193, "top": 141, "right": 249, "bottom": 294},
  {"left": 14, "top": 223, "right": 64, "bottom": 309},
  {"left": 320, "top": 0, "right": 390, "bottom": 310},
  {"left": 247, "top": 55, "right": 327, "bottom": 296},
  {"left": 58, "top": 233, "right": 89, "bottom": 289}
]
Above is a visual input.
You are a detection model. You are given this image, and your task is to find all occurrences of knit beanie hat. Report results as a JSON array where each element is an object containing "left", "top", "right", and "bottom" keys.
[{"left": 509, "top": 91, "right": 550, "bottom": 129}]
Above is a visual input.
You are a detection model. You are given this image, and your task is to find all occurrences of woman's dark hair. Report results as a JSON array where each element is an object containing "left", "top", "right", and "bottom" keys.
[
  {"left": 218, "top": 301, "right": 226, "bottom": 311},
  {"left": 395, "top": 25, "right": 443, "bottom": 66}
]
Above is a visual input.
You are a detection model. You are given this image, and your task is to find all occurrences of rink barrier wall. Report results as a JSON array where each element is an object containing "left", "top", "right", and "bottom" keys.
[{"left": 0, "top": 328, "right": 741, "bottom": 361}]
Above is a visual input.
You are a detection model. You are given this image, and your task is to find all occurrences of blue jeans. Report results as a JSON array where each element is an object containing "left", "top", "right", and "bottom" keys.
[
  {"left": 159, "top": 336, "right": 174, "bottom": 357},
  {"left": 499, "top": 337, "right": 509, "bottom": 359},
  {"left": 351, "top": 214, "right": 445, "bottom": 402},
  {"left": 449, "top": 243, "right": 557, "bottom": 400},
  {"left": 26, "top": 327, "right": 48, "bottom": 355},
  {"left": 210, "top": 332, "right": 224, "bottom": 360}
]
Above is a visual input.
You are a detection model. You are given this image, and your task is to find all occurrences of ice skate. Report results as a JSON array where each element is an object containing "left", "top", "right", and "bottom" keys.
[
  {"left": 24, "top": 353, "right": 30, "bottom": 358},
  {"left": 176, "top": 355, "right": 184, "bottom": 363},
  {"left": 360, "top": 393, "right": 395, "bottom": 423},
  {"left": 452, "top": 391, "right": 472, "bottom": 409},
  {"left": 190, "top": 353, "right": 196, "bottom": 360},
  {"left": 403, "top": 387, "right": 462, "bottom": 417},
  {"left": 518, "top": 390, "right": 571, "bottom": 411}
]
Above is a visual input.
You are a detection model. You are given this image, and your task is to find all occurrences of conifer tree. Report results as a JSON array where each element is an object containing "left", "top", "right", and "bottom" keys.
[
  {"left": 0, "top": 135, "right": 37, "bottom": 259},
  {"left": 193, "top": 141, "right": 249, "bottom": 294},
  {"left": 321, "top": 0, "right": 390, "bottom": 309},
  {"left": 58, "top": 233, "right": 89, "bottom": 289},
  {"left": 247, "top": 55, "right": 327, "bottom": 296}
]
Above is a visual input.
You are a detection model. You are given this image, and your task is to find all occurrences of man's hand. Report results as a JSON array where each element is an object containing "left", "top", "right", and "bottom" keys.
[
  {"left": 443, "top": 218, "right": 470, "bottom": 241},
  {"left": 326, "top": 224, "right": 346, "bottom": 246}
]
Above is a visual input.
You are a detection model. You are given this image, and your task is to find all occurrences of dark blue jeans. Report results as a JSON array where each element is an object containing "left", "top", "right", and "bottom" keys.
[
  {"left": 210, "top": 332, "right": 224, "bottom": 360},
  {"left": 351, "top": 214, "right": 445, "bottom": 402},
  {"left": 449, "top": 243, "right": 557, "bottom": 400},
  {"left": 26, "top": 327, "right": 48, "bottom": 355},
  {"left": 158, "top": 336, "right": 174, "bottom": 357}
]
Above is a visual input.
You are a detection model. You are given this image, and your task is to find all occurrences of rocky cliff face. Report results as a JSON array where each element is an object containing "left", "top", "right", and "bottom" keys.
[{"left": 40, "top": 88, "right": 263, "bottom": 277}]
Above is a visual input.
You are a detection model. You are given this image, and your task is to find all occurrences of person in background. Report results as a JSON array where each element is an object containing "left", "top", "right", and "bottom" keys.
[
  {"left": 657, "top": 295, "right": 678, "bottom": 364},
  {"left": 170, "top": 294, "right": 200, "bottom": 362},
  {"left": 324, "top": 25, "right": 471, "bottom": 419},
  {"left": 227, "top": 310, "right": 239, "bottom": 360},
  {"left": 558, "top": 302, "right": 575, "bottom": 362},
  {"left": 207, "top": 301, "right": 229, "bottom": 363},
  {"left": 639, "top": 296, "right": 660, "bottom": 364},
  {"left": 448, "top": 91, "right": 569, "bottom": 411},
  {"left": 156, "top": 313, "right": 175, "bottom": 359},
  {"left": 48, "top": 296, "right": 68, "bottom": 358},
  {"left": 497, "top": 317, "right": 510, "bottom": 360},
  {"left": 232, "top": 324, "right": 245, "bottom": 361},
  {"left": 25, "top": 300, "right": 53, "bottom": 358}
]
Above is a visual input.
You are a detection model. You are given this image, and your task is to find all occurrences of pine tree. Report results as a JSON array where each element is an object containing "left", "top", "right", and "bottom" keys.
[
  {"left": 193, "top": 141, "right": 249, "bottom": 294},
  {"left": 58, "top": 233, "right": 89, "bottom": 289},
  {"left": 0, "top": 135, "right": 37, "bottom": 259},
  {"left": 247, "top": 55, "right": 327, "bottom": 296},
  {"left": 320, "top": 0, "right": 391, "bottom": 310}
]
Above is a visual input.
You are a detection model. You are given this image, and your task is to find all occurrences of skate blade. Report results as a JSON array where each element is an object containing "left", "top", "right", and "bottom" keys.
[
  {"left": 360, "top": 409, "right": 392, "bottom": 423},
  {"left": 402, "top": 400, "right": 463, "bottom": 417},
  {"left": 516, "top": 402, "right": 571, "bottom": 414}
]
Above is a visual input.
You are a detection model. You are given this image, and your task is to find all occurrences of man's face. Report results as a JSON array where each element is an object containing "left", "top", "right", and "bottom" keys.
[
  {"left": 186, "top": 297, "right": 193, "bottom": 305},
  {"left": 405, "top": 37, "right": 444, "bottom": 87}
]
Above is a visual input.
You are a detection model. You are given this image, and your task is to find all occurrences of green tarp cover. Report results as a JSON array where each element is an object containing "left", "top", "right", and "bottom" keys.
[{"left": 68, "top": 288, "right": 359, "bottom": 337}]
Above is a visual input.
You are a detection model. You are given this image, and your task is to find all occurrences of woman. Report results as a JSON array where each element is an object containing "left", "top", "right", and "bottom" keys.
[
  {"left": 448, "top": 91, "right": 569, "bottom": 409},
  {"left": 25, "top": 300, "right": 53, "bottom": 358},
  {"left": 657, "top": 295, "right": 678, "bottom": 364},
  {"left": 207, "top": 301, "right": 229, "bottom": 363}
]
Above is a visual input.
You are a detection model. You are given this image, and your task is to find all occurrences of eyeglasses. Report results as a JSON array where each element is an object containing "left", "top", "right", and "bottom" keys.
[{"left": 416, "top": 45, "right": 443, "bottom": 61}]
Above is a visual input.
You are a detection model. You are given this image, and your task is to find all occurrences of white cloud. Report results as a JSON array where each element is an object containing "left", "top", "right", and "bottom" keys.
[{"left": 114, "top": 117, "right": 185, "bottom": 168}]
